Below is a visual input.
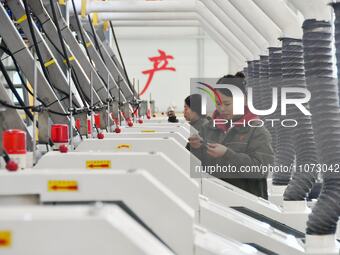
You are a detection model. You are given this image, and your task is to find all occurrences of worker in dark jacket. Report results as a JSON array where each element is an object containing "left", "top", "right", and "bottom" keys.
[
  {"left": 167, "top": 107, "right": 179, "bottom": 123},
  {"left": 184, "top": 94, "right": 209, "bottom": 133},
  {"left": 188, "top": 76, "right": 274, "bottom": 199}
]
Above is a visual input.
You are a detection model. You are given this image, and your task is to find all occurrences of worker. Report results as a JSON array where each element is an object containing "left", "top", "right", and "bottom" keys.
[
  {"left": 167, "top": 106, "right": 179, "bottom": 123},
  {"left": 184, "top": 94, "right": 209, "bottom": 133},
  {"left": 188, "top": 75, "right": 274, "bottom": 199},
  {"left": 235, "top": 71, "right": 245, "bottom": 79}
]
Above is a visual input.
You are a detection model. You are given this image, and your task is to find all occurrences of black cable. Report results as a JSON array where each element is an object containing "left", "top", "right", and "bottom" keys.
[
  {"left": 46, "top": 9, "right": 96, "bottom": 107},
  {"left": 0, "top": 44, "right": 62, "bottom": 108},
  {"left": 21, "top": 0, "right": 74, "bottom": 106},
  {"left": 48, "top": 0, "right": 70, "bottom": 70},
  {"left": 40, "top": 12, "right": 113, "bottom": 103},
  {"left": 26, "top": 14, "right": 82, "bottom": 108},
  {"left": 70, "top": 65, "right": 91, "bottom": 104},
  {"left": 87, "top": 15, "right": 105, "bottom": 61},
  {"left": 0, "top": 99, "right": 84, "bottom": 117},
  {"left": 0, "top": 43, "right": 74, "bottom": 109},
  {"left": 22, "top": 0, "right": 51, "bottom": 86},
  {"left": 34, "top": 18, "right": 88, "bottom": 107},
  {"left": 75, "top": 127, "right": 83, "bottom": 140},
  {"left": 47, "top": 108, "right": 70, "bottom": 116},
  {"left": 60, "top": 12, "right": 113, "bottom": 101},
  {"left": 0, "top": 45, "right": 64, "bottom": 110},
  {"left": 39, "top": 28, "right": 65, "bottom": 58},
  {"left": 35, "top": 6, "right": 112, "bottom": 103},
  {"left": 2, "top": 150, "right": 10, "bottom": 164},
  {"left": 0, "top": 59, "right": 34, "bottom": 120},
  {"left": 109, "top": 21, "right": 135, "bottom": 95},
  {"left": 0, "top": 99, "right": 32, "bottom": 110},
  {"left": 0, "top": 45, "right": 34, "bottom": 97},
  {"left": 70, "top": 0, "right": 92, "bottom": 63},
  {"left": 86, "top": 19, "right": 124, "bottom": 101},
  {"left": 48, "top": 0, "right": 89, "bottom": 108}
]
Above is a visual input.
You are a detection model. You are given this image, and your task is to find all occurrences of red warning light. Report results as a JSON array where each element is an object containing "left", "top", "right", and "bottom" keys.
[
  {"left": 51, "top": 124, "right": 69, "bottom": 143},
  {"left": 3, "top": 129, "right": 27, "bottom": 154}
]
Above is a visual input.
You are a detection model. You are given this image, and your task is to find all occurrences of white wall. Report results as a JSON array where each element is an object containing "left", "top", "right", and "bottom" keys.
[{"left": 111, "top": 27, "right": 230, "bottom": 112}]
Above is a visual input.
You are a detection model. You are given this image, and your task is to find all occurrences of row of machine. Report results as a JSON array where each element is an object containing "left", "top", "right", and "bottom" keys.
[
  {"left": 0, "top": 0, "right": 339, "bottom": 255},
  {"left": 0, "top": 117, "right": 337, "bottom": 255}
]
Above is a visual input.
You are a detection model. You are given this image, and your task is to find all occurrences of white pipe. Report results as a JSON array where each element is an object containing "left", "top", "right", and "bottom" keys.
[
  {"left": 95, "top": 20, "right": 200, "bottom": 27},
  {"left": 196, "top": 1, "right": 253, "bottom": 60},
  {"left": 72, "top": 0, "right": 195, "bottom": 14},
  {"left": 197, "top": 16, "right": 245, "bottom": 71},
  {"left": 93, "top": 9, "right": 253, "bottom": 60},
  {"left": 200, "top": 0, "right": 261, "bottom": 58},
  {"left": 88, "top": 6, "right": 252, "bottom": 62},
  {"left": 92, "top": 12, "right": 198, "bottom": 21},
  {"left": 86, "top": 19, "right": 245, "bottom": 72},
  {"left": 214, "top": 0, "right": 268, "bottom": 52},
  {"left": 229, "top": 0, "right": 282, "bottom": 47},
  {"left": 253, "top": 0, "right": 304, "bottom": 38},
  {"left": 197, "top": 27, "right": 204, "bottom": 77},
  {"left": 74, "top": 0, "right": 246, "bottom": 70},
  {"left": 32, "top": 51, "right": 37, "bottom": 164},
  {"left": 73, "top": 0, "right": 254, "bottom": 62},
  {"left": 287, "top": 0, "right": 332, "bottom": 20},
  {"left": 198, "top": 16, "right": 245, "bottom": 65},
  {"left": 104, "top": 28, "right": 206, "bottom": 40},
  {"left": 112, "top": 34, "right": 207, "bottom": 40}
]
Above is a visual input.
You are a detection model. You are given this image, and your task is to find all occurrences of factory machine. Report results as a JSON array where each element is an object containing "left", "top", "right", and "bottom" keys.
[
  {"left": 1, "top": 0, "right": 340, "bottom": 254},
  {"left": 103, "top": 132, "right": 188, "bottom": 146},
  {"left": 118, "top": 125, "right": 190, "bottom": 138},
  {"left": 0, "top": 126, "right": 335, "bottom": 254}
]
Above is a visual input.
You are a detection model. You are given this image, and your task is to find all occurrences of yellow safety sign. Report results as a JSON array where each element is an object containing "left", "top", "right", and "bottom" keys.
[
  {"left": 103, "top": 20, "right": 109, "bottom": 32},
  {"left": 44, "top": 58, "right": 56, "bottom": 68},
  {"left": 141, "top": 130, "right": 156, "bottom": 133},
  {"left": 17, "top": 15, "right": 27, "bottom": 24},
  {"left": 48, "top": 180, "right": 78, "bottom": 192},
  {"left": 81, "top": 0, "right": 87, "bottom": 17},
  {"left": 0, "top": 231, "right": 11, "bottom": 248},
  {"left": 63, "top": 56, "right": 75, "bottom": 64},
  {"left": 92, "top": 13, "right": 98, "bottom": 26},
  {"left": 86, "top": 160, "right": 111, "bottom": 169},
  {"left": 116, "top": 144, "right": 131, "bottom": 150}
]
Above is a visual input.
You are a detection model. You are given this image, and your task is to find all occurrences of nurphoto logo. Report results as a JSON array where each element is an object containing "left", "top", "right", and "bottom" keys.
[{"left": 191, "top": 78, "right": 311, "bottom": 128}]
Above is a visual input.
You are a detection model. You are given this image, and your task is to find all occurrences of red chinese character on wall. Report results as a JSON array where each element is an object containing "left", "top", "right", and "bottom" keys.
[{"left": 140, "top": 49, "right": 176, "bottom": 96}]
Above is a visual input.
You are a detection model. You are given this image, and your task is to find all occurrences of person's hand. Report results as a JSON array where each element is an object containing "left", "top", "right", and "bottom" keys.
[
  {"left": 188, "top": 135, "right": 203, "bottom": 149},
  {"left": 207, "top": 143, "right": 227, "bottom": 158}
]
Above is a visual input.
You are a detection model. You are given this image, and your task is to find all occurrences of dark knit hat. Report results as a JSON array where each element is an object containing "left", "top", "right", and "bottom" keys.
[
  {"left": 185, "top": 94, "right": 202, "bottom": 116},
  {"left": 216, "top": 74, "right": 246, "bottom": 97}
]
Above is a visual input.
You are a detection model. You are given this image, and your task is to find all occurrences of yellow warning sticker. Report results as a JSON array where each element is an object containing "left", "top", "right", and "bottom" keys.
[
  {"left": 92, "top": 13, "right": 98, "bottom": 26},
  {"left": 44, "top": 58, "right": 56, "bottom": 68},
  {"left": 86, "top": 160, "right": 111, "bottom": 169},
  {"left": 141, "top": 130, "right": 156, "bottom": 133},
  {"left": 103, "top": 20, "right": 109, "bottom": 32},
  {"left": 81, "top": 0, "right": 87, "bottom": 18},
  {"left": 17, "top": 15, "right": 27, "bottom": 24},
  {"left": 116, "top": 144, "right": 131, "bottom": 150},
  {"left": 0, "top": 231, "right": 11, "bottom": 248},
  {"left": 48, "top": 180, "right": 78, "bottom": 192},
  {"left": 63, "top": 55, "right": 75, "bottom": 64}
]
